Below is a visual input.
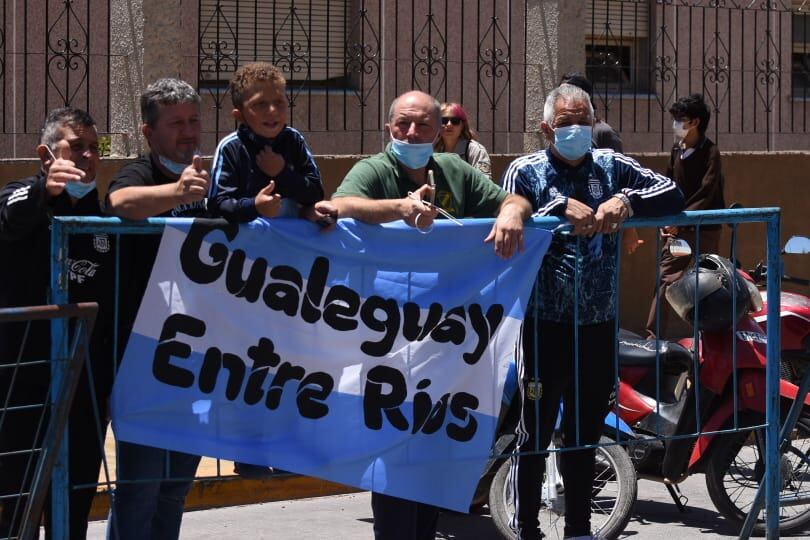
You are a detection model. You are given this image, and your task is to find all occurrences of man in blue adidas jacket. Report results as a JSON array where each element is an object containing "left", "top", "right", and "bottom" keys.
[{"left": 501, "top": 83, "right": 685, "bottom": 540}]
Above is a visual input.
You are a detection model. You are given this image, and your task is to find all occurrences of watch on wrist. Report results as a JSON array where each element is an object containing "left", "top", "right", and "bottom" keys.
[{"left": 612, "top": 193, "right": 633, "bottom": 217}]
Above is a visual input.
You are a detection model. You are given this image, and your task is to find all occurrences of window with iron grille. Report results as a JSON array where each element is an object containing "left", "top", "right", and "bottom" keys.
[
  {"left": 198, "top": 0, "right": 349, "bottom": 89},
  {"left": 585, "top": 0, "right": 651, "bottom": 94},
  {"left": 793, "top": 11, "right": 810, "bottom": 98}
]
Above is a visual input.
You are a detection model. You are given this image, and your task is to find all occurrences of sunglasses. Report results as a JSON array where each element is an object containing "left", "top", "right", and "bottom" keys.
[{"left": 441, "top": 117, "right": 462, "bottom": 126}]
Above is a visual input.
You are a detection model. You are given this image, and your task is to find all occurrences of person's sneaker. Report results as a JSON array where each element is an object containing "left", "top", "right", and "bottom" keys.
[{"left": 234, "top": 462, "right": 275, "bottom": 479}]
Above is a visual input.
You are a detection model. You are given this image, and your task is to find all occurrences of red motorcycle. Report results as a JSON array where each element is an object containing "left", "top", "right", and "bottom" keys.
[{"left": 616, "top": 236, "right": 810, "bottom": 535}]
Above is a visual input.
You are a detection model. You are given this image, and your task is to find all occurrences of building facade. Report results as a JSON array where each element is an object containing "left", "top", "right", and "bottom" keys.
[{"left": 1, "top": 0, "right": 809, "bottom": 158}]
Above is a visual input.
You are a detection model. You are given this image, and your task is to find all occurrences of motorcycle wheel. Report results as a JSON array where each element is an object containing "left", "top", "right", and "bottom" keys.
[
  {"left": 705, "top": 417, "right": 810, "bottom": 535},
  {"left": 488, "top": 436, "right": 637, "bottom": 540}
]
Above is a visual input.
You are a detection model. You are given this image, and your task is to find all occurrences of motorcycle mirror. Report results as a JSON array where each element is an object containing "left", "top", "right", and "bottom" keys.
[
  {"left": 668, "top": 238, "right": 692, "bottom": 258},
  {"left": 784, "top": 235, "right": 810, "bottom": 254}
]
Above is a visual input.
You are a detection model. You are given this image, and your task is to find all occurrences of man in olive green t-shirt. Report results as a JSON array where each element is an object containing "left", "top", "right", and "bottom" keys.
[
  {"left": 303, "top": 90, "right": 532, "bottom": 540},
  {"left": 305, "top": 90, "right": 530, "bottom": 260}
]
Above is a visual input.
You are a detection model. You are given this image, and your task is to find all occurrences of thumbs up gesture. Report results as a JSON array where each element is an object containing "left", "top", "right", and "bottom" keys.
[
  {"left": 255, "top": 180, "right": 282, "bottom": 218},
  {"left": 175, "top": 154, "right": 210, "bottom": 204}
]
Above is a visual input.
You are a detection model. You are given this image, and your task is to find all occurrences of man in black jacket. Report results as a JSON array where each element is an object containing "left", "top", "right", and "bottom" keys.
[
  {"left": 0, "top": 107, "right": 114, "bottom": 539},
  {"left": 105, "top": 77, "right": 210, "bottom": 540}
]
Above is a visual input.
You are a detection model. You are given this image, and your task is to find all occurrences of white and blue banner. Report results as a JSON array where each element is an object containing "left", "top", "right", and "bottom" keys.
[{"left": 112, "top": 218, "right": 550, "bottom": 511}]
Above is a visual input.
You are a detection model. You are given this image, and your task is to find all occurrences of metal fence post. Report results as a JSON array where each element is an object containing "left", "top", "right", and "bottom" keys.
[
  {"left": 49, "top": 218, "right": 70, "bottom": 539},
  {"left": 764, "top": 213, "right": 782, "bottom": 539}
]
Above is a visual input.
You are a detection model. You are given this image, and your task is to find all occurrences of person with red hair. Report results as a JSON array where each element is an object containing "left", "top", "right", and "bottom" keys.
[{"left": 434, "top": 102, "right": 492, "bottom": 180}]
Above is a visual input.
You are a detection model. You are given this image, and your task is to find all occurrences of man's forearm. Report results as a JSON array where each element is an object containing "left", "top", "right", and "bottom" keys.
[
  {"left": 107, "top": 184, "right": 180, "bottom": 220},
  {"left": 499, "top": 193, "right": 533, "bottom": 220},
  {"left": 330, "top": 196, "right": 405, "bottom": 224}
]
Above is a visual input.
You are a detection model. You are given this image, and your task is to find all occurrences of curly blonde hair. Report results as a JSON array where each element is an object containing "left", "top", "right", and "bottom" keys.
[{"left": 230, "top": 62, "right": 287, "bottom": 109}]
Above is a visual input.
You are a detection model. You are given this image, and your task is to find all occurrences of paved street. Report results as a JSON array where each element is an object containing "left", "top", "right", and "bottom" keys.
[{"left": 85, "top": 476, "right": 810, "bottom": 539}]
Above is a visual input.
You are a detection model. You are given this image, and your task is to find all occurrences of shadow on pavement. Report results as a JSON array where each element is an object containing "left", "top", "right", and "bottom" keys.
[
  {"left": 626, "top": 497, "right": 810, "bottom": 538},
  {"left": 357, "top": 508, "right": 506, "bottom": 539},
  {"left": 436, "top": 507, "right": 504, "bottom": 539},
  {"left": 366, "top": 498, "right": 810, "bottom": 539},
  {"left": 624, "top": 497, "right": 740, "bottom": 537}
]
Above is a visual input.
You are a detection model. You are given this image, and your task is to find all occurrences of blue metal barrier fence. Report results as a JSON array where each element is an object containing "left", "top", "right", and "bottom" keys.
[
  {"left": 47, "top": 208, "right": 785, "bottom": 539},
  {"left": 0, "top": 303, "right": 98, "bottom": 540}
]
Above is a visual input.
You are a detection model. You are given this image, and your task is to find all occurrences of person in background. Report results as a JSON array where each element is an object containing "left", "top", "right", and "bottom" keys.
[
  {"left": 434, "top": 102, "right": 492, "bottom": 180},
  {"left": 645, "top": 93, "right": 726, "bottom": 339}
]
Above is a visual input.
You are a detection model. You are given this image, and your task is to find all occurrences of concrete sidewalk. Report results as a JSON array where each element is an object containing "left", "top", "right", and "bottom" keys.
[
  {"left": 88, "top": 432, "right": 359, "bottom": 520},
  {"left": 85, "top": 476, "right": 810, "bottom": 539}
]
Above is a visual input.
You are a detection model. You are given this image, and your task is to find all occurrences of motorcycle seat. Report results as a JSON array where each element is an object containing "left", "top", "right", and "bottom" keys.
[{"left": 618, "top": 339, "right": 693, "bottom": 371}]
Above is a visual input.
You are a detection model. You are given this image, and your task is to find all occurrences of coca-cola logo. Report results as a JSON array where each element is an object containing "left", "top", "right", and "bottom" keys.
[{"left": 66, "top": 258, "right": 100, "bottom": 284}]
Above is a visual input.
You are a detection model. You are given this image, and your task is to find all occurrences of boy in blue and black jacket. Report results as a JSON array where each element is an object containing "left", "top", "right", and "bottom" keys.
[
  {"left": 210, "top": 62, "right": 323, "bottom": 222},
  {"left": 209, "top": 63, "right": 322, "bottom": 479}
]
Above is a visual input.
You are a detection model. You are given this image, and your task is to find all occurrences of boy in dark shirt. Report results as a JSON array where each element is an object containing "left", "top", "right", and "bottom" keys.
[
  {"left": 210, "top": 62, "right": 323, "bottom": 222},
  {"left": 646, "top": 93, "right": 726, "bottom": 338},
  {"left": 210, "top": 63, "right": 323, "bottom": 477}
]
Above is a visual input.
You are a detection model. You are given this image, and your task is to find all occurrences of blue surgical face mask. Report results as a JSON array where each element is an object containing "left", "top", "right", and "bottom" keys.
[
  {"left": 158, "top": 154, "right": 190, "bottom": 176},
  {"left": 553, "top": 124, "right": 593, "bottom": 161},
  {"left": 64, "top": 179, "right": 97, "bottom": 199},
  {"left": 390, "top": 133, "right": 434, "bottom": 169}
]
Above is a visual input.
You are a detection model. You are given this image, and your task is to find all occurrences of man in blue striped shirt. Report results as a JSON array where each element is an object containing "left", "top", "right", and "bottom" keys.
[{"left": 501, "top": 83, "right": 684, "bottom": 540}]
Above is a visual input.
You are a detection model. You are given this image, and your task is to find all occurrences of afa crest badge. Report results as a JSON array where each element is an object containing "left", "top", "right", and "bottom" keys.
[
  {"left": 527, "top": 379, "right": 543, "bottom": 401},
  {"left": 587, "top": 177, "right": 603, "bottom": 200},
  {"left": 93, "top": 233, "right": 110, "bottom": 253}
]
